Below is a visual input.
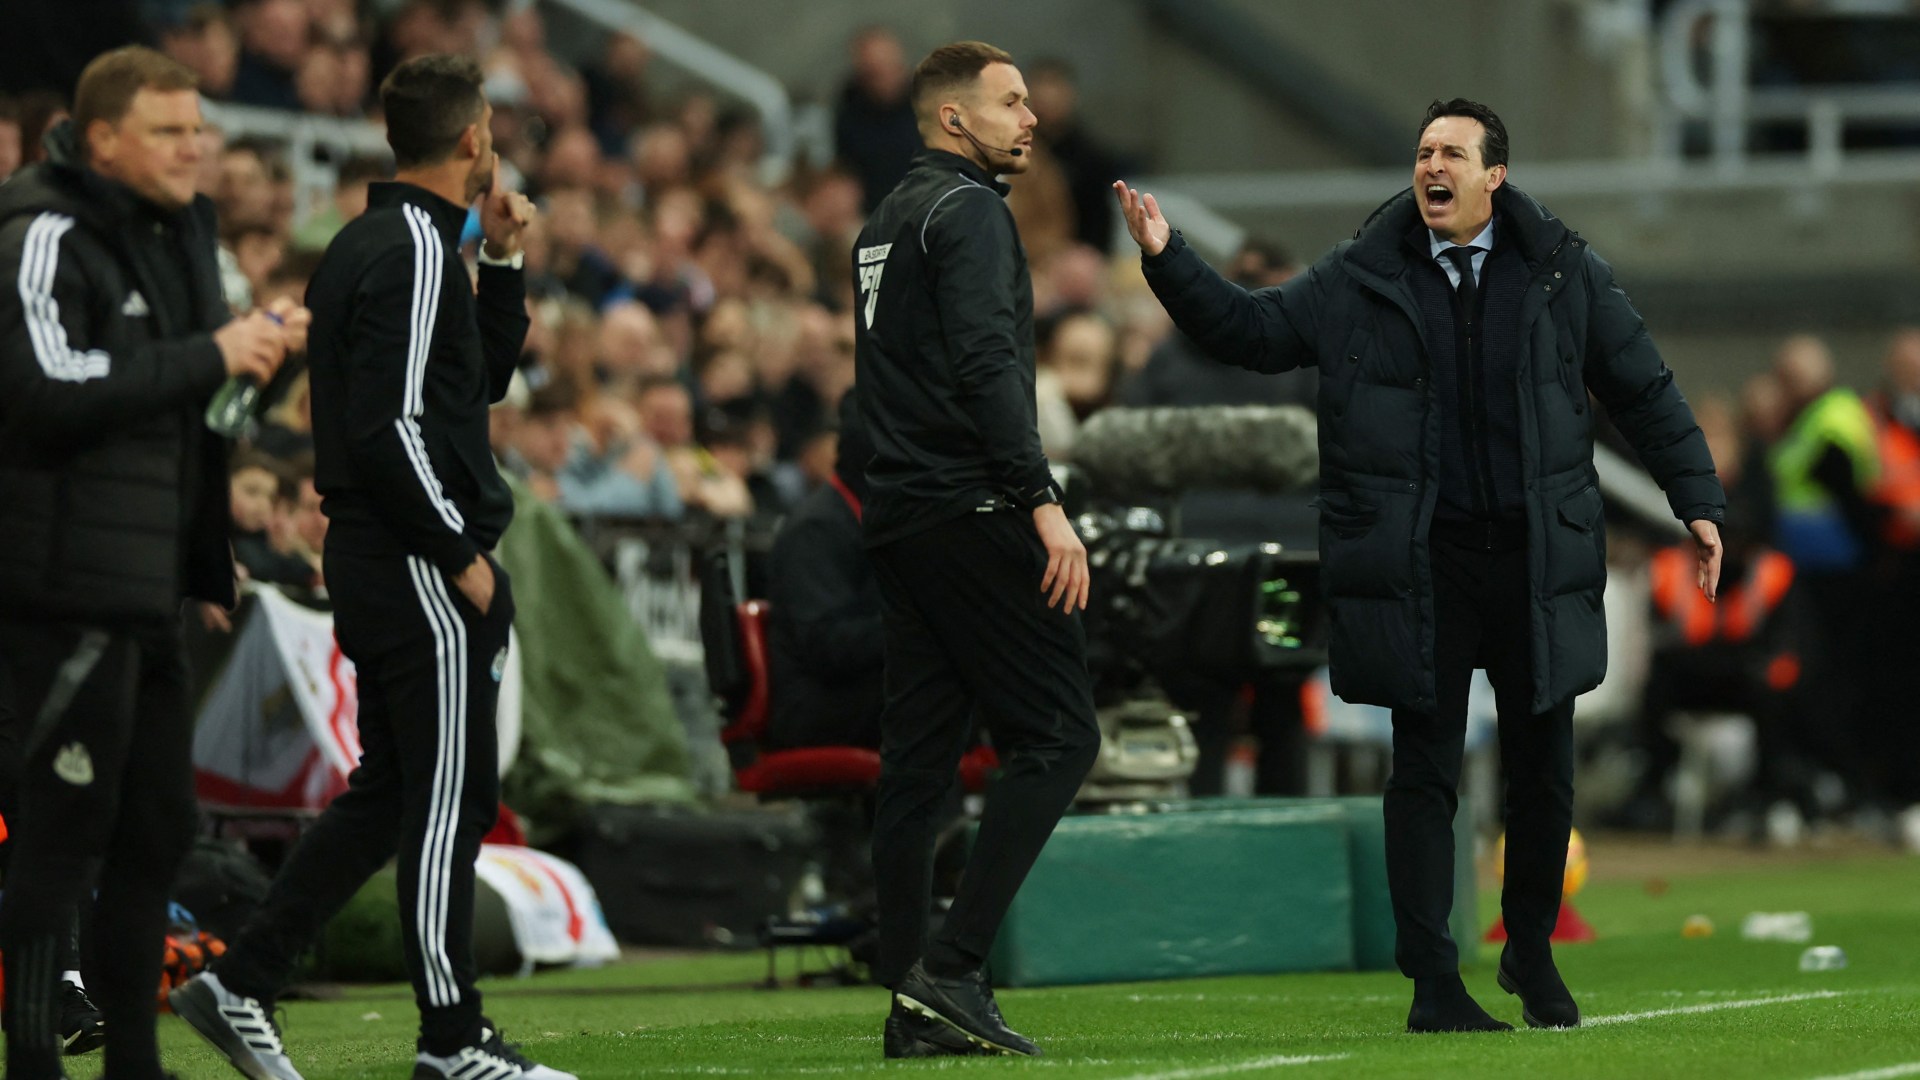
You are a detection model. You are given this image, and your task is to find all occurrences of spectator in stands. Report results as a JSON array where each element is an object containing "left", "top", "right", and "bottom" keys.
[
  {"left": 1867, "top": 329, "right": 1920, "bottom": 557},
  {"left": 1034, "top": 311, "right": 1118, "bottom": 460},
  {"left": 12, "top": 92, "right": 70, "bottom": 167},
  {"left": 226, "top": 220, "right": 286, "bottom": 306},
  {"left": 595, "top": 299, "right": 675, "bottom": 389},
  {"left": 766, "top": 390, "right": 884, "bottom": 748},
  {"left": 296, "top": 41, "right": 366, "bottom": 118},
  {"left": 0, "top": 100, "right": 20, "bottom": 182},
  {"left": 783, "top": 165, "right": 865, "bottom": 302},
  {"left": 229, "top": 450, "right": 318, "bottom": 588},
  {"left": 1767, "top": 334, "right": 1882, "bottom": 815},
  {"left": 230, "top": 0, "right": 310, "bottom": 111},
  {"left": 638, "top": 376, "right": 751, "bottom": 517},
  {"left": 512, "top": 381, "right": 683, "bottom": 519},
  {"left": 1033, "top": 243, "right": 1110, "bottom": 318},
  {"left": 1027, "top": 58, "right": 1128, "bottom": 254},
  {"left": 583, "top": 32, "right": 653, "bottom": 158},
  {"left": 1616, "top": 397, "right": 1815, "bottom": 837},
  {"left": 835, "top": 26, "right": 920, "bottom": 214},
  {"left": 1002, "top": 140, "right": 1076, "bottom": 266},
  {"left": 630, "top": 121, "right": 692, "bottom": 198},
  {"left": 293, "top": 154, "right": 386, "bottom": 251},
  {"left": 1861, "top": 330, "right": 1920, "bottom": 810},
  {"left": 161, "top": 5, "right": 240, "bottom": 100},
  {"left": 545, "top": 187, "right": 632, "bottom": 309},
  {"left": 538, "top": 126, "right": 602, "bottom": 196}
]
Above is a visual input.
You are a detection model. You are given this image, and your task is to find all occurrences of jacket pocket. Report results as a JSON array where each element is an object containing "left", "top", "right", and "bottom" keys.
[
  {"left": 1545, "top": 483, "right": 1608, "bottom": 594},
  {"left": 1315, "top": 491, "right": 1378, "bottom": 539},
  {"left": 1557, "top": 484, "right": 1602, "bottom": 533}
]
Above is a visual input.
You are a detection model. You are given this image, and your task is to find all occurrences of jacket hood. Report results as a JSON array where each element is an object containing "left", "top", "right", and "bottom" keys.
[{"left": 1344, "top": 183, "right": 1573, "bottom": 280}]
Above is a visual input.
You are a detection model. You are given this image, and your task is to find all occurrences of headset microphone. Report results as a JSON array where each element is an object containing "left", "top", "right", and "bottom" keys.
[{"left": 949, "top": 115, "right": 1024, "bottom": 158}]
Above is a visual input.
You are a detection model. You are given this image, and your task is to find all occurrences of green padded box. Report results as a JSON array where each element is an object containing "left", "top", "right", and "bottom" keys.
[
  {"left": 984, "top": 804, "right": 1354, "bottom": 987},
  {"left": 1159, "top": 796, "right": 1479, "bottom": 972}
]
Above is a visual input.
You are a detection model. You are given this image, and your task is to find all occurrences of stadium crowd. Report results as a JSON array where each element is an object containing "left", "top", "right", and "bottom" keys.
[{"left": 1, "top": 0, "right": 1916, "bottom": 846}]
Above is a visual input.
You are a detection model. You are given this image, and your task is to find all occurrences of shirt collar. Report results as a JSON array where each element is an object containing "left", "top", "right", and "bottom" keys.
[
  {"left": 366, "top": 181, "right": 469, "bottom": 247},
  {"left": 911, "top": 148, "right": 1012, "bottom": 197},
  {"left": 1429, "top": 216, "right": 1495, "bottom": 261}
]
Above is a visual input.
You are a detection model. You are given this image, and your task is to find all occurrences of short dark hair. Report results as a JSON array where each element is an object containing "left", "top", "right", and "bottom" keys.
[
  {"left": 73, "top": 46, "right": 198, "bottom": 137},
  {"left": 1418, "top": 98, "right": 1508, "bottom": 170},
  {"left": 909, "top": 41, "right": 1015, "bottom": 128},
  {"left": 379, "top": 54, "right": 485, "bottom": 170}
]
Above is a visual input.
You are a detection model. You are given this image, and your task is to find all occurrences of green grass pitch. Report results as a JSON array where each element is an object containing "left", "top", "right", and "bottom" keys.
[{"left": 79, "top": 843, "right": 1920, "bottom": 1079}]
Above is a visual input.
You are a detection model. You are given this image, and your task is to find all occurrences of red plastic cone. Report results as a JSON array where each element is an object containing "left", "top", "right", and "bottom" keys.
[{"left": 1483, "top": 902, "right": 1596, "bottom": 943}]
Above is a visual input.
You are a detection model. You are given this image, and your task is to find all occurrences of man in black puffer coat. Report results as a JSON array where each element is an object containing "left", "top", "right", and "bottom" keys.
[
  {"left": 1119, "top": 99, "right": 1724, "bottom": 1034},
  {"left": 0, "top": 47, "right": 292, "bottom": 1080}
]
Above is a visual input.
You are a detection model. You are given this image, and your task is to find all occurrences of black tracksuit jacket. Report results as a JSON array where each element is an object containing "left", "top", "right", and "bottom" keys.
[
  {"left": 0, "top": 122, "right": 235, "bottom": 621},
  {"left": 306, "top": 182, "right": 526, "bottom": 573},
  {"left": 852, "top": 149, "right": 1057, "bottom": 547}
]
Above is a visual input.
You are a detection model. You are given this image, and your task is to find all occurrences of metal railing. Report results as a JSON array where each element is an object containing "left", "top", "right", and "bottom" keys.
[
  {"left": 1657, "top": 0, "right": 1920, "bottom": 172},
  {"left": 199, "top": 100, "right": 388, "bottom": 231},
  {"left": 535, "top": 0, "right": 796, "bottom": 187}
]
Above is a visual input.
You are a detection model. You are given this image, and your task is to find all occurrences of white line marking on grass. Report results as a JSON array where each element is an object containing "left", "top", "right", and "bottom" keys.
[
  {"left": 1107, "top": 1053, "right": 1350, "bottom": 1080},
  {"left": 1586, "top": 990, "right": 1848, "bottom": 1026},
  {"left": 1803, "top": 1063, "right": 1920, "bottom": 1080}
]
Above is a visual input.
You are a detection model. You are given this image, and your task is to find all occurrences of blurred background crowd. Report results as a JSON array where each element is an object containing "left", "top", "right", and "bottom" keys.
[{"left": 4, "top": 0, "right": 1920, "bottom": 849}]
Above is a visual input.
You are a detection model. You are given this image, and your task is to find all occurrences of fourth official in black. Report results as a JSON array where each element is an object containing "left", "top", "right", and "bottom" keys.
[{"left": 855, "top": 41, "right": 1101, "bottom": 1060}]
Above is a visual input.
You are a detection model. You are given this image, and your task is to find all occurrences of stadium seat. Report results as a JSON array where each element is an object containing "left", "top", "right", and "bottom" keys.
[{"left": 717, "top": 601, "right": 997, "bottom": 795}]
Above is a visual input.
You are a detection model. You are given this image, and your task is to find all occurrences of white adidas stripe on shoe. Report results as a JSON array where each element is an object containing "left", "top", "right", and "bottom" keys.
[
  {"left": 169, "top": 972, "right": 305, "bottom": 1080},
  {"left": 412, "top": 1026, "right": 575, "bottom": 1080}
]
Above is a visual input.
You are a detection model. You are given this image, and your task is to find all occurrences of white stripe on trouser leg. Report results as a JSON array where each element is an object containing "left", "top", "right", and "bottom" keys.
[
  {"left": 409, "top": 557, "right": 463, "bottom": 1006},
  {"left": 418, "top": 557, "right": 468, "bottom": 1007},
  {"left": 424, "top": 565, "right": 473, "bottom": 996},
  {"left": 407, "top": 556, "right": 467, "bottom": 1007},
  {"left": 404, "top": 557, "right": 453, "bottom": 1006}
]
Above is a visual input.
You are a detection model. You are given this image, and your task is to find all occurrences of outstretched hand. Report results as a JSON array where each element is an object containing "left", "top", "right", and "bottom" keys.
[
  {"left": 1689, "top": 519, "right": 1722, "bottom": 602},
  {"left": 1112, "top": 181, "right": 1171, "bottom": 257}
]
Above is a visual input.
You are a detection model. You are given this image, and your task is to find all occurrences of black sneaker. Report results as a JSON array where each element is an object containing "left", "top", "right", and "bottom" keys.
[
  {"left": 413, "top": 1024, "right": 575, "bottom": 1079},
  {"left": 883, "top": 999, "right": 991, "bottom": 1059},
  {"left": 58, "top": 981, "right": 105, "bottom": 1056},
  {"left": 168, "top": 972, "right": 305, "bottom": 1080},
  {"left": 893, "top": 963, "right": 1040, "bottom": 1056},
  {"left": 1497, "top": 946, "right": 1581, "bottom": 1028}
]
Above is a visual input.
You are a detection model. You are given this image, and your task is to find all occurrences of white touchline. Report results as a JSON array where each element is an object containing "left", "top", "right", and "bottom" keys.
[
  {"left": 1109, "top": 1054, "right": 1351, "bottom": 1080},
  {"left": 1802, "top": 1064, "right": 1920, "bottom": 1080},
  {"left": 1586, "top": 990, "right": 1848, "bottom": 1026}
]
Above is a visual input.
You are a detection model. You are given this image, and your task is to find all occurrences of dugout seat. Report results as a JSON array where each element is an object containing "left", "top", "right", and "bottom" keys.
[{"left": 716, "top": 600, "right": 997, "bottom": 796}]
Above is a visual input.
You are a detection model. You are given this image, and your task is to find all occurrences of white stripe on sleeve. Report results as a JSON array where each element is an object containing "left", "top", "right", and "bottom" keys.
[
  {"left": 396, "top": 205, "right": 464, "bottom": 533},
  {"left": 18, "top": 214, "right": 111, "bottom": 383}
]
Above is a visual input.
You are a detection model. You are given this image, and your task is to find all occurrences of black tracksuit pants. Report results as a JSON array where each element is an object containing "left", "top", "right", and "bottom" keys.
[
  {"left": 0, "top": 617, "right": 197, "bottom": 1080},
  {"left": 214, "top": 550, "right": 511, "bottom": 1054},
  {"left": 1384, "top": 522, "right": 1575, "bottom": 978},
  {"left": 868, "top": 509, "right": 1101, "bottom": 988}
]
